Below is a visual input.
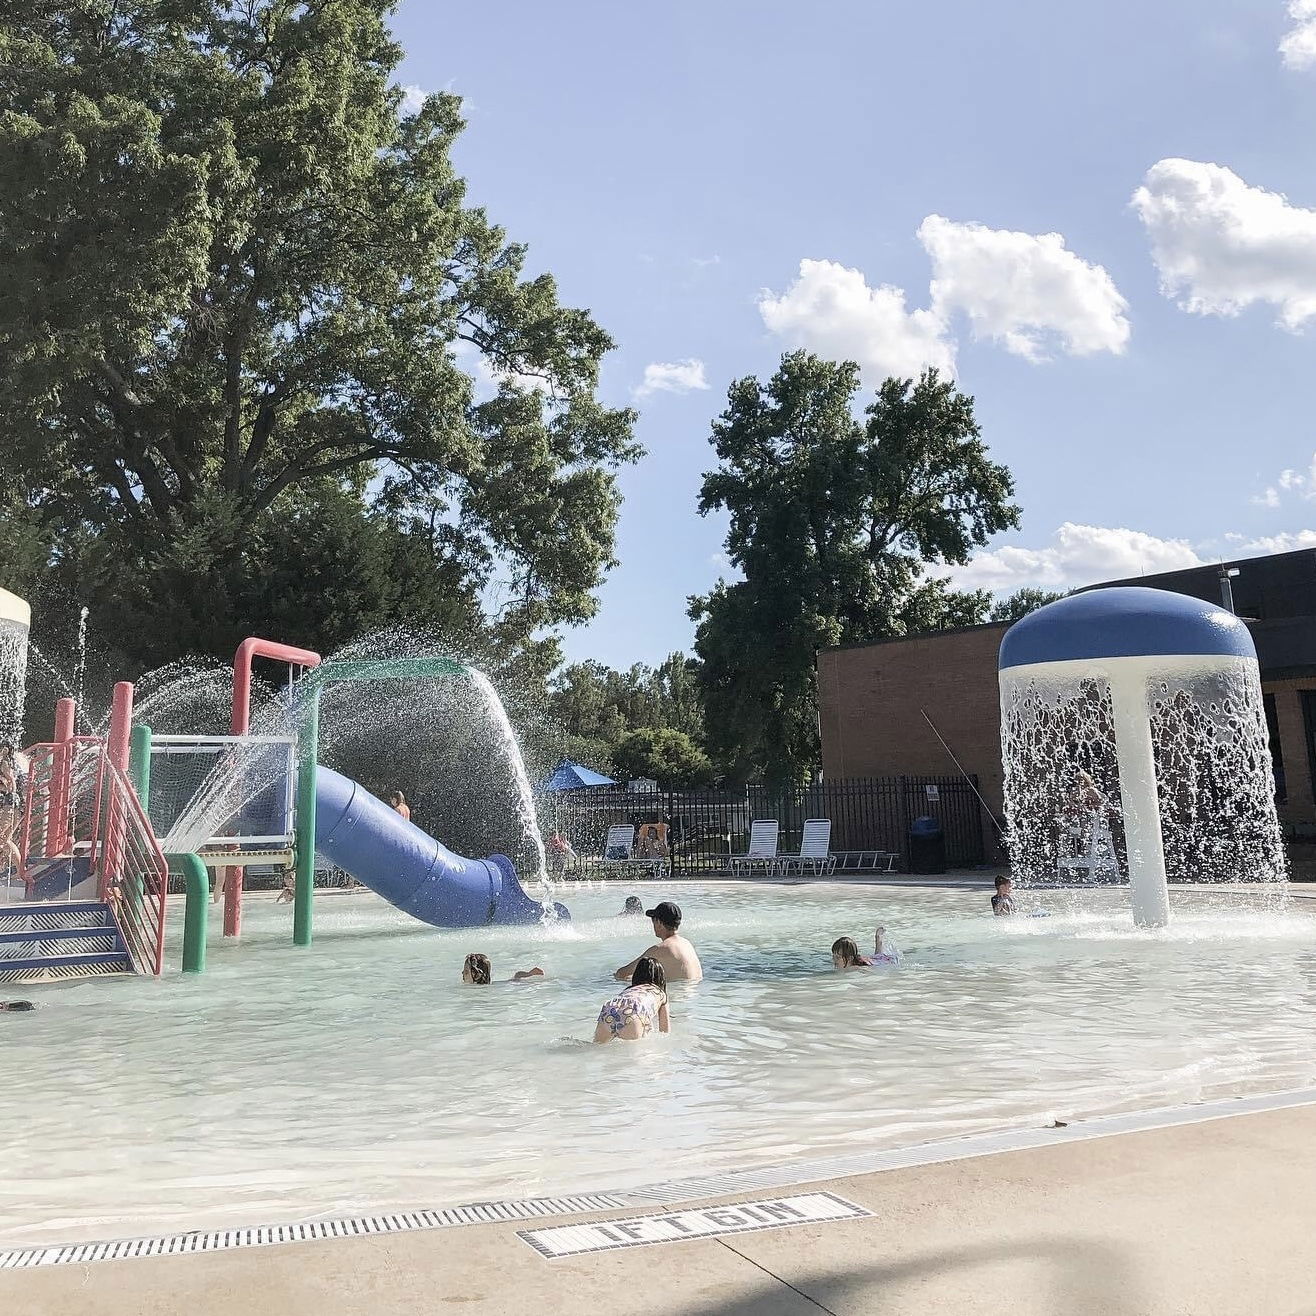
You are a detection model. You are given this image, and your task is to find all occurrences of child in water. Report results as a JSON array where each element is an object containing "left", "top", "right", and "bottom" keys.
[
  {"left": 593, "top": 957, "right": 670, "bottom": 1042},
  {"left": 461, "top": 953, "right": 545, "bottom": 984},
  {"left": 831, "top": 937, "right": 872, "bottom": 968},
  {"left": 992, "top": 875, "right": 1016, "bottom": 916}
]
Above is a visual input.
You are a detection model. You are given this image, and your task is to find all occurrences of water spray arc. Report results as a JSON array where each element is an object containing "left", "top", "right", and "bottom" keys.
[{"left": 998, "top": 588, "right": 1286, "bottom": 928}]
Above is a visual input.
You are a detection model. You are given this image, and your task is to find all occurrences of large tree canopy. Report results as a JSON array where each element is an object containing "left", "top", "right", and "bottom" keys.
[
  {"left": 0, "top": 1, "right": 637, "bottom": 670},
  {"left": 690, "top": 353, "right": 1019, "bottom": 787}
]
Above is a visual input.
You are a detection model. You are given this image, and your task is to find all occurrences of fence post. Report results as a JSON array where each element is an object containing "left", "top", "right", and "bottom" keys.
[
  {"left": 898, "top": 775, "right": 913, "bottom": 869},
  {"left": 45, "top": 698, "right": 77, "bottom": 858}
]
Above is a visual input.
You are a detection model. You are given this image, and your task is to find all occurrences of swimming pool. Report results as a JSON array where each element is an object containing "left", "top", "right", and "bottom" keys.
[{"left": 3, "top": 880, "right": 1314, "bottom": 1247}]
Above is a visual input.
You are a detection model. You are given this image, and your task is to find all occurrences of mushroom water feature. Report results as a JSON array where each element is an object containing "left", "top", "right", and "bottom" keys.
[
  {"left": 998, "top": 587, "right": 1286, "bottom": 928},
  {"left": 0, "top": 588, "right": 30, "bottom": 747}
]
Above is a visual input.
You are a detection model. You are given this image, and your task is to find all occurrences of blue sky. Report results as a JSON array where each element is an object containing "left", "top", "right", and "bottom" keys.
[{"left": 392, "top": 0, "right": 1316, "bottom": 669}]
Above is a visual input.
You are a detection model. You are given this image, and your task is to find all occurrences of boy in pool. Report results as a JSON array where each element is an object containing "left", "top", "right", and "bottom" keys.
[{"left": 992, "top": 875, "right": 1016, "bottom": 916}]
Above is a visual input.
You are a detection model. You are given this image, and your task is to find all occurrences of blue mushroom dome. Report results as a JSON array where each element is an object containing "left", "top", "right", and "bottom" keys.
[{"left": 998, "top": 586, "right": 1256, "bottom": 671}]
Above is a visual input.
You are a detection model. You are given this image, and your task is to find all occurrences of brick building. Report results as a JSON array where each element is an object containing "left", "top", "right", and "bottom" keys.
[{"left": 817, "top": 547, "right": 1316, "bottom": 842}]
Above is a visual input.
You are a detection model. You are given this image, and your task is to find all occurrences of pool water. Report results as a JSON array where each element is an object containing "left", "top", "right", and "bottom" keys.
[{"left": 3, "top": 881, "right": 1315, "bottom": 1247}]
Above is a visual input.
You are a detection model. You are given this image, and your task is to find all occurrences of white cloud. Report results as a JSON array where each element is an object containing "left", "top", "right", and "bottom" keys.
[
  {"left": 1251, "top": 452, "right": 1316, "bottom": 506},
  {"left": 948, "top": 523, "right": 1204, "bottom": 592},
  {"left": 1238, "top": 528, "right": 1316, "bottom": 553},
  {"left": 1281, "top": 1, "right": 1316, "bottom": 69},
  {"left": 634, "top": 359, "right": 710, "bottom": 399},
  {"left": 759, "top": 259, "right": 955, "bottom": 381},
  {"left": 1131, "top": 159, "right": 1316, "bottom": 329},
  {"left": 398, "top": 84, "right": 428, "bottom": 116},
  {"left": 918, "top": 215, "right": 1130, "bottom": 361}
]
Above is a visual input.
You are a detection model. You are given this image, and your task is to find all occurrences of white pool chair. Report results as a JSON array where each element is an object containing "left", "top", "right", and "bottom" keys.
[
  {"left": 778, "top": 819, "right": 836, "bottom": 877},
  {"left": 729, "top": 820, "right": 780, "bottom": 878}
]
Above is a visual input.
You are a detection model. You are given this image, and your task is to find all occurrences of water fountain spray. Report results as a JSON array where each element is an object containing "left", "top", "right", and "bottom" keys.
[{"left": 999, "top": 588, "right": 1285, "bottom": 928}]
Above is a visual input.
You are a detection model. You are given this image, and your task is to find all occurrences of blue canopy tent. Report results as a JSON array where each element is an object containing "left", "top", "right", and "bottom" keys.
[{"left": 539, "top": 759, "right": 617, "bottom": 792}]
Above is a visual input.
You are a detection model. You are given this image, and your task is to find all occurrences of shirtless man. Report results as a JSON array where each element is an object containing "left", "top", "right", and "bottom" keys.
[{"left": 614, "top": 901, "right": 703, "bottom": 983}]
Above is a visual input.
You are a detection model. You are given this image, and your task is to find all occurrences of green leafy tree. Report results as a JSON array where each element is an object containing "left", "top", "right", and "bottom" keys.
[
  {"left": 0, "top": 2, "right": 637, "bottom": 669},
  {"left": 690, "top": 352, "right": 1018, "bottom": 787},
  {"left": 989, "top": 587, "right": 1066, "bottom": 622},
  {"left": 611, "top": 727, "right": 714, "bottom": 790},
  {"left": 535, "top": 652, "right": 705, "bottom": 777}
]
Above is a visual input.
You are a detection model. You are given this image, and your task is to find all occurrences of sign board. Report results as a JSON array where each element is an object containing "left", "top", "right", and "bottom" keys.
[
  {"left": 627, "top": 778, "right": 658, "bottom": 793},
  {"left": 925, "top": 784, "right": 940, "bottom": 802},
  {"left": 518, "top": 1192, "right": 870, "bottom": 1259}
]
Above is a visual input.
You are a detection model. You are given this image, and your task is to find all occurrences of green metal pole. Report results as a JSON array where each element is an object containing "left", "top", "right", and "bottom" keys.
[
  {"left": 125, "top": 723, "right": 153, "bottom": 918},
  {"left": 129, "top": 723, "right": 152, "bottom": 809},
  {"left": 167, "top": 852, "right": 209, "bottom": 973},
  {"left": 293, "top": 690, "right": 320, "bottom": 947}
]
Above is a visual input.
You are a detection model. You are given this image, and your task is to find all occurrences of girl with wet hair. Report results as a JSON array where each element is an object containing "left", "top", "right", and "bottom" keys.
[
  {"left": 593, "top": 956, "right": 670, "bottom": 1042},
  {"left": 461, "top": 953, "right": 492, "bottom": 985},
  {"left": 830, "top": 937, "right": 872, "bottom": 969}
]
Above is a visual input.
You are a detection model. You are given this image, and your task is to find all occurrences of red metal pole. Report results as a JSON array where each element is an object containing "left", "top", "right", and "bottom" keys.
[
  {"left": 46, "top": 698, "right": 77, "bottom": 857},
  {"left": 225, "top": 638, "right": 322, "bottom": 937},
  {"left": 102, "top": 683, "right": 134, "bottom": 898}
]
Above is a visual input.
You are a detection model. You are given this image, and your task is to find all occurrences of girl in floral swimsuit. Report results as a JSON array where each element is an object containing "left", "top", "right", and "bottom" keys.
[{"left": 593, "top": 957, "right": 670, "bottom": 1043}]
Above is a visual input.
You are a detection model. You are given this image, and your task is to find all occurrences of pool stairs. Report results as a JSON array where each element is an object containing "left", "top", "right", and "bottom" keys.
[{"left": 0, "top": 900, "right": 135, "bottom": 984}]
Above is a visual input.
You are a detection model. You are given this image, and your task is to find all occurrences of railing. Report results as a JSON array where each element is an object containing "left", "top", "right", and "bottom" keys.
[
  {"left": 18, "top": 738, "right": 107, "bottom": 884},
  {"left": 96, "top": 757, "right": 169, "bottom": 977},
  {"left": 18, "top": 737, "right": 168, "bottom": 976}
]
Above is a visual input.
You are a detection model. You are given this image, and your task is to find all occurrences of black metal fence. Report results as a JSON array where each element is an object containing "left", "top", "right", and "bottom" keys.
[{"left": 544, "top": 776, "right": 987, "bottom": 876}]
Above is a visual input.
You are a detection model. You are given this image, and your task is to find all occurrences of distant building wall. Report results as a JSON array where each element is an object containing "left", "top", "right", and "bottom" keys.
[{"left": 817, "top": 568, "right": 1316, "bottom": 837}]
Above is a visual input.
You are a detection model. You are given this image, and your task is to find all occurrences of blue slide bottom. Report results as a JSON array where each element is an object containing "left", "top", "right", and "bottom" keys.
[{"left": 314, "top": 765, "right": 569, "bottom": 927}]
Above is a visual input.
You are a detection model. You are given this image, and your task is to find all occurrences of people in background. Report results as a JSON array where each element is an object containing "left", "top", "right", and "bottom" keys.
[
  {"left": 387, "top": 790, "right": 411, "bottom": 822},
  {"left": 992, "top": 874, "right": 1016, "bottom": 916},
  {"left": 546, "top": 829, "right": 576, "bottom": 876},
  {"left": 276, "top": 871, "right": 295, "bottom": 905},
  {"left": 637, "top": 823, "right": 669, "bottom": 860},
  {"left": 0, "top": 745, "right": 23, "bottom": 875},
  {"left": 831, "top": 937, "right": 872, "bottom": 969},
  {"left": 614, "top": 901, "right": 702, "bottom": 983},
  {"left": 461, "top": 953, "right": 544, "bottom": 984},
  {"left": 619, "top": 895, "right": 644, "bottom": 916},
  {"left": 871, "top": 926, "right": 902, "bottom": 965},
  {"left": 594, "top": 957, "right": 670, "bottom": 1043}
]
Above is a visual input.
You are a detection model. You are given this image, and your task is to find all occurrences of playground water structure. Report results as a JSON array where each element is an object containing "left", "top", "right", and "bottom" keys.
[
  {"left": 4, "top": 879, "right": 1316, "bottom": 1248},
  {"left": 1000, "top": 588, "right": 1287, "bottom": 927}
]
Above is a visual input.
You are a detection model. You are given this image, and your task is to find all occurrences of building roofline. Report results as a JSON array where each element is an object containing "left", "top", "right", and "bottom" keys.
[{"left": 819, "top": 619, "right": 1011, "bottom": 654}]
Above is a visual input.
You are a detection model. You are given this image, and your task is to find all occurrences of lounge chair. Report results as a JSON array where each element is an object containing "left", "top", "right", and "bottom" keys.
[
  {"left": 600, "top": 825, "right": 666, "bottom": 878},
  {"left": 778, "top": 819, "right": 836, "bottom": 876},
  {"left": 729, "top": 819, "right": 779, "bottom": 878}
]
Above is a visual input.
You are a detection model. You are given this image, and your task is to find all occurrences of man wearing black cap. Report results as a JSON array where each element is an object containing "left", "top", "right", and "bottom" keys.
[{"left": 613, "top": 900, "right": 703, "bottom": 983}]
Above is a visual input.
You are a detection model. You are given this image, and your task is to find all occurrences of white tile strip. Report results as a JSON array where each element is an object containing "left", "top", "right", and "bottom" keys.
[{"left": 518, "top": 1193, "right": 871, "bottom": 1259}]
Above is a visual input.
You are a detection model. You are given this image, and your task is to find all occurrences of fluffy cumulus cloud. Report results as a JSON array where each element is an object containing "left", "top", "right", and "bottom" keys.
[
  {"left": 947, "top": 523, "right": 1204, "bottom": 592},
  {"left": 918, "top": 215, "right": 1130, "bottom": 361},
  {"left": 634, "top": 359, "right": 710, "bottom": 399},
  {"left": 1252, "top": 453, "right": 1316, "bottom": 506},
  {"left": 758, "top": 259, "right": 956, "bottom": 381},
  {"left": 1281, "top": 0, "right": 1316, "bottom": 69},
  {"left": 1131, "top": 159, "right": 1316, "bottom": 329}
]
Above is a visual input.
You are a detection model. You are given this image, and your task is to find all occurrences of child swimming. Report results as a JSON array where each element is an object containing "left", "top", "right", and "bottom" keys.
[
  {"left": 871, "top": 926, "right": 901, "bottom": 965},
  {"left": 593, "top": 957, "right": 670, "bottom": 1043},
  {"left": 831, "top": 937, "right": 872, "bottom": 969}
]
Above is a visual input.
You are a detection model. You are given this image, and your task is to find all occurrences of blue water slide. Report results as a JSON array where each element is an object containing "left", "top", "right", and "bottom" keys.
[{"left": 313, "top": 765, "right": 568, "bottom": 927}]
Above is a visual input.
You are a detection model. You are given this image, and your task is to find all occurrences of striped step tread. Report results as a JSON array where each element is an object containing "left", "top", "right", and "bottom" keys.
[
  {"left": 0, "top": 950, "right": 134, "bottom": 981},
  {"left": 0, "top": 931, "right": 118, "bottom": 959}
]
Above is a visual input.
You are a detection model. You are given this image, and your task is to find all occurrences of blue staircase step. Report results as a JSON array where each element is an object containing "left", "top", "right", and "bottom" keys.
[{"left": 0, "top": 900, "right": 135, "bottom": 981}]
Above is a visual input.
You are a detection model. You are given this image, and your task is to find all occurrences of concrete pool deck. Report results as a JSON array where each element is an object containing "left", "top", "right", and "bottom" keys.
[{"left": 7, "top": 1097, "right": 1316, "bottom": 1316}]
